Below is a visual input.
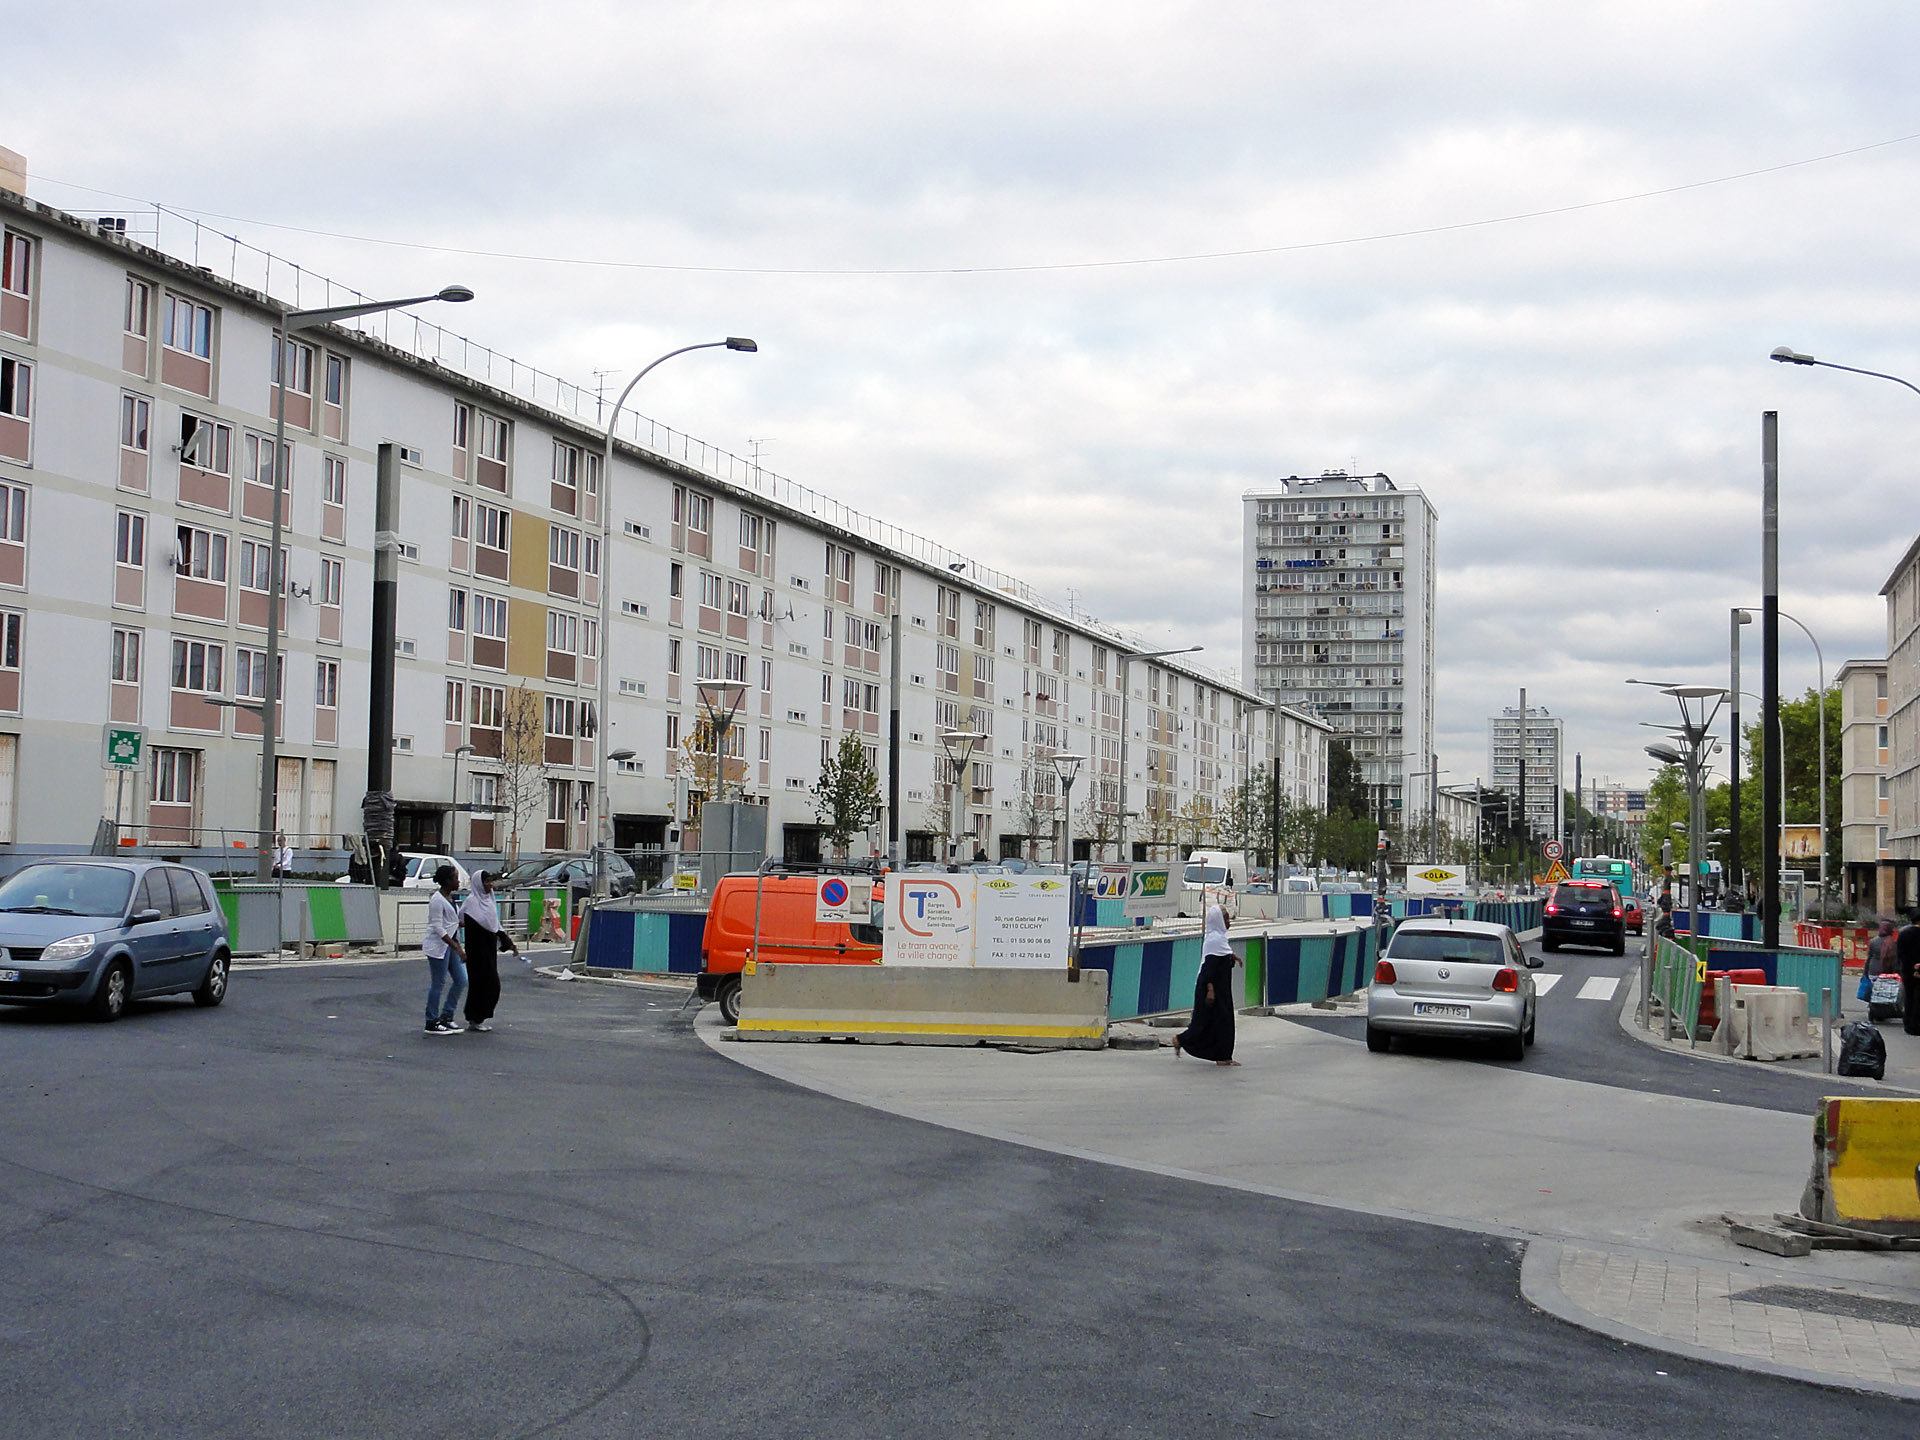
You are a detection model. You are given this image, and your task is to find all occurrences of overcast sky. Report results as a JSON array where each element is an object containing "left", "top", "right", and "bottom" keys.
[{"left": 12, "top": 1, "right": 1920, "bottom": 796}]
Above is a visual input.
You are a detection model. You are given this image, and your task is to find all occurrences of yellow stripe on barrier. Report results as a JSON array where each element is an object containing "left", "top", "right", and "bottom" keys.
[
  {"left": 738, "top": 1018, "right": 1108, "bottom": 1039},
  {"left": 1825, "top": 1098, "right": 1920, "bottom": 1223}
]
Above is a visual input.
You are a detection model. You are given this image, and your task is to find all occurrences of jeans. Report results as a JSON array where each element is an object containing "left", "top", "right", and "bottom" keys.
[{"left": 425, "top": 948, "right": 467, "bottom": 1025}]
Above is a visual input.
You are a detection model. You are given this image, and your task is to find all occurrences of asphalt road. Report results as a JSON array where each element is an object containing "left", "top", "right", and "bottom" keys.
[
  {"left": 1, "top": 959, "right": 1911, "bottom": 1438},
  {"left": 1287, "top": 931, "right": 1896, "bottom": 1112}
]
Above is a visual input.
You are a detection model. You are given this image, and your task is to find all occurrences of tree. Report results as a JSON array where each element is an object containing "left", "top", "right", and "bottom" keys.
[
  {"left": 498, "top": 685, "right": 547, "bottom": 866},
  {"left": 1078, "top": 784, "right": 1120, "bottom": 861},
  {"left": 681, "top": 713, "right": 747, "bottom": 807},
  {"left": 1325, "top": 739, "right": 1370, "bottom": 821},
  {"left": 1013, "top": 769, "right": 1060, "bottom": 861},
  {"left": 1176, "top": 794, "right": 1216, "bottom": 853},
  {"left": 812, "top": 733, "right": 880, "bottom": 858}
]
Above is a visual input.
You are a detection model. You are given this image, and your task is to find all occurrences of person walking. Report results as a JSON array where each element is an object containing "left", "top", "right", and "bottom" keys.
[
  {"left": 1173, "top": 902, "right": 1241, "bottom": 1066},
  {"left": 1897, "top": 910, "right": 1920, "bottom": 1037},
  {"left": 422, "top": 863, "right": 467, "bottom": 1036},
  {"left": 459, "top": 870, "right": 519, "bottom": 1032},
  {"left": 1866, "top": 918, "right": 1897, "bottom": 977}
]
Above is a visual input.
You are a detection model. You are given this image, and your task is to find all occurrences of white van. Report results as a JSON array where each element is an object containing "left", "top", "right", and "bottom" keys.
[{"left": 1180, "top": 850, "right": 1247, "bottom": 916}]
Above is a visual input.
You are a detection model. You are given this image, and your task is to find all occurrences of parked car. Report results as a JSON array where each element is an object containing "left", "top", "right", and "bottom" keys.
[
  {"left": 0, "top": 859, "right": 231, "bottom": 1021},
  {"left": 1622, "top": 894, "right": 1645, "bottom": 936},
  {"left": 1542, "top": 880, "right": 1627, "bottom": 955},
  {"left": 1365, "top": 917, "right": 1541, "bottom": 1061},
  {"left": 498, "top": 853, "right": 638, "bottom": 898}
]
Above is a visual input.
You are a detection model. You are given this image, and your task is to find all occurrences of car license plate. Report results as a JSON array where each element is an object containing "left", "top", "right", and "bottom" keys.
[
  {"left": 0, "top": 969, "right": 16, "bottom": 982},
  {"left": 1573, "top": 919, "right": 1594, "bottom": 926},
  {"left": 1414, "top": 1002, "right": 1469, "bottom": 1019}
]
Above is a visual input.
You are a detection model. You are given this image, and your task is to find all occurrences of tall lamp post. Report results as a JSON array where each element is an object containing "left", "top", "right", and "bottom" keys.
[
  {"left": 1116, "top": 645, "right": 1202, "bottom": 863},
  {"left": 938, "top": 731, "right": 986, "bottom": 863},
  {"left": 252, "top": 285, "right": 473, "bottom": 880},
  {"left": 1049, "top": 751, "right": 1087, "bottom": 978},
  {"left": 592, "top": 337, "right": 758, "bottom": 899},
  {"left": 450, "top": 743, "right": 474, "bottom": 847},
  {"left": 1635, "top": 684, "right": 1728, "bottom": 907}
]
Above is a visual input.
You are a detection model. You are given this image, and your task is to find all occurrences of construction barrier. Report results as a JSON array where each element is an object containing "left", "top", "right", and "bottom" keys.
[
  {"left": 1672, "top": 910, "right": 1761, "bottom": 942},
  {"left": 1703, "top": 946, "right": 1844, "bottom": 1017},
  {"left": 1804, "top": 1099, "right": 1920, "bottom": 1232},
  {"left": 212, "top": 881, "right": 384, "bottom": 956},
  {"left": 736, "top": 963, "right": 1110, "bottom": 1048},
  {"left": 1649, "top": 933, "right": 1705, "bottom": 1040},
  {"left": 578, "top": 900, "right": 708, "bottom": 974},
  {"left": 1712, "top": 986, "right": 1818, "bottom": 1061}
]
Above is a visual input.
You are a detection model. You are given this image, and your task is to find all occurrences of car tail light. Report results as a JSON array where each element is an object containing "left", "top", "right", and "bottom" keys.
[
  {"left": 1612, "top": 907, "right": 1623, "bottom": 918},
  {"left": 1544, "top": 903, "right": 1558, "bottom": 915},
  {"left": 1373, "top": 959, "right": 1397, "bottom": 985},
  {"left": 1492, "top": 968, "right": 1519, "bottom": 993}
]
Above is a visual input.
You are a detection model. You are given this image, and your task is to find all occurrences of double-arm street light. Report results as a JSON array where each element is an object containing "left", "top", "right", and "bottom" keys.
[
  {"left": 1115, "top": 646, "right": 1202, "bottom": 862},
  {"left": 1631, "top": 682, "right": 1728, "bottom": 907},
  {"left": 938, "top": 731, "right": 987, "bottom": 863},
  {"left": 591, "top": 338, "right": 758, "bottom": 899},
  {"left": 252, "top": 286, "right": 473, "bottom": 881}
]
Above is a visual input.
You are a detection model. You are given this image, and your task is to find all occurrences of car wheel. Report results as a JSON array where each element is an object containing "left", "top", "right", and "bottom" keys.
[
  {"left": 89, "top": 960, "right": 131, "bottom": 1023},
  {"left": 1365, "top": 1023, "right": 1390, "bottom": 1053},
  {"left": 1612, "top": 937, "right": 1627, "bottom": 957},
  {"left": 192, "top": 951, "right": 230, "bottom": 1008},
  {"left": 716, "top": 976, "right": 743, "bottom": 1026},
  {"left": 1499, "top": 1028, "right": 1525, "bottom": 1062},
  {"left": 1523, "top": 1011, "right": 1536, "bottom": 1046}
]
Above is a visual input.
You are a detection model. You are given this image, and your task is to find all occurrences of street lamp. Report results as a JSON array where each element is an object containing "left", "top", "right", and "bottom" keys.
[
  {"left": 1116, "top": 646, "right": 1201, "bottom": 862},
  {"left": 251, "top": 285, "right": 473, "bottom": 880},
  {"left": 1049, "top": 751, "right": 1087, "bottom": 978},
  {"left": 694, "top": 680, "right": 748, "bottom": 802},
  {"left": 1634, "top": 683, "right": 1727, "bottom": 908},
  {"left": 938, "top": 731, "right": 986, "bottom": 864},
  {"left": 451, "top": 743, "right": 475, "bottom": 845},
  {"left": 592, "top": 337, "right": 758, "bottom": 899},
  {"left": 1770, "top": 346, "right": 1920, "bottom": 397}
]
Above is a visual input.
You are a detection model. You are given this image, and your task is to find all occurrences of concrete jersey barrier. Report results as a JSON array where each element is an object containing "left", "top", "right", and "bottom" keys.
[
  {"left": 1804, "top": 1098, "right": 1920, "bottom": 1232},
  {"left": 736, "top": 963, "right": 1110, "bottom": 1048}
]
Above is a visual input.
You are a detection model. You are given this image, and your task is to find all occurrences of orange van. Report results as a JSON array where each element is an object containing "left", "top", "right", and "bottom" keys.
[{"left": 696, "top": 873, "right": 883, "bottom": 1023}]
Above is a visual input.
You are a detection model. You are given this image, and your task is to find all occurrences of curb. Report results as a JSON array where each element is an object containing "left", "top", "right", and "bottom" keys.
[{"left": 1518, "top": 1239, "right": 1920, "bottom": 1403}]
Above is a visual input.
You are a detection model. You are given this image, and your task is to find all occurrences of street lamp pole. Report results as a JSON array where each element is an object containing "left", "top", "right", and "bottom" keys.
[
  {"left": 254, "top": 285, "right": 472, "bottom": 881},
  {"left": 938, "top": 731, "right": 986, "bottom": 863},
  {"left": 1116, "top": 645, "right": 1201, "bottom": 864},
  {"left": 592, "top": 337, "right": 757, "bottom": 899},
  {"left": 1730, "top": 609, "right": 1751, "bottom": 902},
  {"left": 1049, "top": 751, "right": 1086, "bottom": 978}
]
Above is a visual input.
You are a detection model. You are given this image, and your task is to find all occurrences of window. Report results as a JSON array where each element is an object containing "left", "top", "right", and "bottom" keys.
[
  {"left": 0, "top": 355, "right": 28, "bottom": 421},
  {"left": 125, "top": 278, "right": 151, "bottom": 338},
  {"left": 548, "top": 609, "right": 578, "bottom": 654},
  {"left": 669, "top": 562, "right": 683, "bottom": 598},
  {"left": 551, "top": 440, "right": 580, "bottom": 511},
  {"left": 121, "top": 393, "right": 150, "bottom": 453},
  {"left": 550, "top": 525, "right": 580, "bottom": 571},
  {"left": 473, "top": 593, "right": 508, "bottom": 639},
  {"left": 583, "top": 533, "right": 600, "bottom": 583},
  {"left": 171, "top": 637, "right": 223, "bottom": 694},
  {"left": 115, "top": 510, "right": 145, "bottom": 567},
  {"left": 700, "top": 572, "right": 724, "bottom": 608},
  {"left": 273, "top": 338, "right": 314, "bottom": 397},
  {"left": 725, "top": 651, "right": 747, "bottom": 684},
  {"left": 1, "top": 233, "right": 29, "bottom": 300},
  {"left": 448, "top": 587, "right": 467, "bottom": 633},
  {"left": 322, "top": 455, "right": 345, "bottom": 507},
  {"left": 234, "top": 646, "right": 282, "bottom": 703},
  {"left": 174, "top": 525, "right": 227, "bottom": 581},
  {"left": 0, "top": 610, "right": 18, "bottom": 672},
  {"left": 545, "top": 696, "right": 577, "bottom": 738},
  {"left": 0, "top": 482, "right": 27, "bottom": 545},
  {"left": 666, "top": 714, "right": 680, "bottom": 748},
  {"left": 974, "top": 600, "right": 994, "bottom": 649},
  {"left": 761, "top": 658, "right": 773, "bottom": 691},
  {"left": 727, "top": 579, "right": 750, "bottom": 617},
  {"left": 178, "top": 413, "right": 232, "bottom": 473},
  {"left": 451, "top": 494, "right": 470, "bottom": 543},
  {"left": 325, "top": 354, "right": 345, "bottom": 407},
  {"left": 696, "top": 643, "right": 721, "bottom": 680},
  {"left": 684, "top": 491, "right": 711, "bottom": 538},
  {"left": 318, "top": 556, "right": 342, "bottom": 607},
  {"left": 475, "top": 503, "right": 510, "bottom": 552},
  {"left": 668, "top": 638, "right": 681, "bottom": 674},
  {"left": 316, "top": 658, "right": 339, "bottom": 710},
  {"left": 580, "top": 616, "right": 598, "bottom": 660},
  {"left": 243, "top": 432, "right": 288, "bottom": 489},
  {"left": 112, "top": 627, "right": 141, "bottom": 683},
  {"left": 153, "top": 748, "right": 196, "bottom": 805},
  {"left": 161, "top": 293, "right": 213, "bottom": 358},
  {"left": 238, "top": 538, "right": 281, "bottom": 593}
]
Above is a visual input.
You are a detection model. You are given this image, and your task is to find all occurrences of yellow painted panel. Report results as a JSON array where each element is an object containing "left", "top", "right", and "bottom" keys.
[
  {"left": 510, "top": 512, "right": 548, "bottom": 593},
  {"left": 507, "top": 597, "right": 546, "bottom": 680},
  {"left": 737, "top": 1018, "right": 1106, "bottom": 1038},
  {"left": 1826, "top": 1098, "right": 1920, "bottom": 1222}
]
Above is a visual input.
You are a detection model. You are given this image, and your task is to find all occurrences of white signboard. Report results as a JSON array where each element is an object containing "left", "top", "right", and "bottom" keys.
[
  {"left": 1093, "top": 864, "right": 1132, "bottom": 900},
  {"left": 1121, "top": 864, "right": 1177, "bottom": 919},
  {"left": 883, "top": 874, "right": 976, "bottom": 967},
  {"left": 814, "top": 875, "right": 873, "bottom": 924},
  {"left": 974, "top": 875, "right": 1071, "bottom": 968},
  {"left": 1405, "top": 865, "right": 1468, "bottom": 896}
]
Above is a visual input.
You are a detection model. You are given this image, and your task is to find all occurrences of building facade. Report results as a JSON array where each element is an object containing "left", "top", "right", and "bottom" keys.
[
  {"left": 1880, "top": 538, "right": 1920, "bottom": 911},
  {"left": 1486, "top": 705, "right": 1563, "bottom": 843},
  {"left": 1242, "top": 471, "right": 1437, "bottom": 827},
  {"left": 0, "top": 187, "right": 1271, "bottom": 869},
  {"left": 1836, "top": 657, "right": 1891, "bottom": 909}
]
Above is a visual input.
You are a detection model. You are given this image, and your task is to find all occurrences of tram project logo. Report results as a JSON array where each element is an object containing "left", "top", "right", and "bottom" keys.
[{"left": 896, "top": 879, "right": 966, "bottom": 937}]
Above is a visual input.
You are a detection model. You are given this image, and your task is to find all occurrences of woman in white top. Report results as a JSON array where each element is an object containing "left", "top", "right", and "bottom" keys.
[
  {"left": 458, "top": 871, "right": 518, "bottom": 1032},
  {"left": 422, "top": 864, "right": 467, "bottom": 1035}
]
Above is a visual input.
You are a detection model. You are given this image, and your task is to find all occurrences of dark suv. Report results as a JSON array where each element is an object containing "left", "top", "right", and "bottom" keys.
[{"left": 1542, "top": 880, "right": 1626, "bottom": 955}]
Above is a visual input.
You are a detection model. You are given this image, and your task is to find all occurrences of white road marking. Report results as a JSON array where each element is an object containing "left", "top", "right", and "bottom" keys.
[
  {"left": 1577, "top": 975, "right": 1621, "bottom": 1001},
  {"left": 1532, "top": 973, "right": 1563, "bottom": 995}
]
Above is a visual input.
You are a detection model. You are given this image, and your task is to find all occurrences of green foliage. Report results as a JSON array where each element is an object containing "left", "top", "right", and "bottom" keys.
[
  {"left": 812, "top": 733, "right": 881, "bottom": 856},
  {"left": 1325, "top": 739, "right": 1370, "bottom": 821}
]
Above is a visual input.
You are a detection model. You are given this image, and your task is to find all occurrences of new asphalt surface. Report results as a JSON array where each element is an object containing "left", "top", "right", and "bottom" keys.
[{"left": 1, "top": 957, "right": 1912, "bottom": 1438}]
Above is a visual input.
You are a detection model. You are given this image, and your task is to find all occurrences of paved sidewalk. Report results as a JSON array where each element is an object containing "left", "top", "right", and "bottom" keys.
[{"left": 701, "top": 1010, "right": 1920, "bottom": 1401}]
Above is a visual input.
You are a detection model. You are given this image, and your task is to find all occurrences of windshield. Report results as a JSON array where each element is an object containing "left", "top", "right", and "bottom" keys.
[
  {"left": 499, "top": 861, "right": 549, "bottom": 886},
  {"left": 0, "top": 863, "right": 135, "bottom": 917},
  {"left": 1387, "top": 930, "right": 1507, "bottom": 965},
  {"left": 1185, "top": 865, "right": 1227, "bottom": 884}
]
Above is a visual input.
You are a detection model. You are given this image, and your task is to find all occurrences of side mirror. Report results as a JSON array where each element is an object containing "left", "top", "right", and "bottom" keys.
[
  {"left": 1525, "top": 956, "right": 1544, "bottom": 970},
  {"left": 131, "top": 907, "right": 163, "bottom": 926}
]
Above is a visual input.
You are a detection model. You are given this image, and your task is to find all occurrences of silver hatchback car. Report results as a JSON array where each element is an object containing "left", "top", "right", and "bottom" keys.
[{"left": 1365, "top": 918, "right": 1542, "bottom": 1061}]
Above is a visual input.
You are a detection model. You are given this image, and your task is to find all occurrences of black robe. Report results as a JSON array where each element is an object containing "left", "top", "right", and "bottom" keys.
[{"left": 1177, "top": 951, "right": 1236, "bottom": 1061}]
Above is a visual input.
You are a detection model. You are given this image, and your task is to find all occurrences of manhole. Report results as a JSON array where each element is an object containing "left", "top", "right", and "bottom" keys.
[{"left": 1731, "top": 1285, "right": 1920, "bottom": 1328}]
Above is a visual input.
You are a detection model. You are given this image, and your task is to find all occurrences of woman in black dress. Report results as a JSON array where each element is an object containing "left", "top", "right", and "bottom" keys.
[{"left": 1174, "top": 903, "right": 1240, "bottom": 1066}]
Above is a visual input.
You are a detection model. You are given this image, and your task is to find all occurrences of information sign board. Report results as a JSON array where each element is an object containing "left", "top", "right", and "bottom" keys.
[
  {"left": 101, "top": 723, "right": 145, "bottom": 772},
  {"left": 1122, "top": 864, "right": 1176, "bottom": 919},
  {"left": 883, "top": 874, "right": 976, "bottom": 967},
  {"left": 974, "top": 875, "right": 1070, "bottom": 968},
  {"left": 1406, "top": 865, "right": 1467, "bottom": 896}
]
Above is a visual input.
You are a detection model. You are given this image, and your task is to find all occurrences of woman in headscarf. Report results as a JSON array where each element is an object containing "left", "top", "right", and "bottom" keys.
[
  {"left": 1174, "top": 902, "right": 1240, "bottom": 1066},
  {"left": 458, "top": 870, "right": 519, "bottom": 1033}
]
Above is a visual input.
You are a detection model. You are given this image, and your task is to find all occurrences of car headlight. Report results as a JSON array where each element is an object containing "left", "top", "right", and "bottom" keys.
[{"left": 40, "top": 933, "right": 98, "bottom": 964}]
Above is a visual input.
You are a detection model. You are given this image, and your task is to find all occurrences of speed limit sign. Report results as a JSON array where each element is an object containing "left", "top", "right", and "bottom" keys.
[{"left": 1542, "top": 840, "right": 1564, "bottom": 861}]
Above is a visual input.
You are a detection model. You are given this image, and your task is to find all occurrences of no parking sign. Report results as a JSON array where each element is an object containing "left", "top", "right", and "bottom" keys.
[{"left": 815, "top": 875, "right": 871, "bottom": 923}]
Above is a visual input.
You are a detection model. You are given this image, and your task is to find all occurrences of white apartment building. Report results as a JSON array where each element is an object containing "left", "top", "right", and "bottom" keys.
[
  {"left": 1272, "top": 704, "right": 1333, "bottom": 812},
  {"left": 1487, "top": 705, "right": 1563, "bottom": 843},
  {"left": 0, "top": 184, "right": 1271, "bottom": 868},
  {"left": 1836, "top": 657, "right": 1892, "bottom": 910},
  {"left": 1243, "top": 471, "right": 1437, "bottom": 823}
]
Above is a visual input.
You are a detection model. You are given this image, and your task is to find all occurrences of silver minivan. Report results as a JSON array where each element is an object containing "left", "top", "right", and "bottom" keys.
[{"left": 1365, "top": 918, "right": 1542, "bottom": 1060}]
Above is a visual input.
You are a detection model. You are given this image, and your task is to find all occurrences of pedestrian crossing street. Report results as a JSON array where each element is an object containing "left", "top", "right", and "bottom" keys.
[{"left": 1532, "top": 973, "right": 1622, "bottom": 1001}]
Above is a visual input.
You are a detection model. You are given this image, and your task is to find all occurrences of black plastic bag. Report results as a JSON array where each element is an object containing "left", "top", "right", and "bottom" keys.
[{"left": 1837, "top": 1021, "right": 1887, "bottom": 1081}]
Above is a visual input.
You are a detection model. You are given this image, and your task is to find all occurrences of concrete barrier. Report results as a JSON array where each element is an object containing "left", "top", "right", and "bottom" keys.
[
  {"left": 1712, "top": 986, "right": 1818, "bottom": 1061},
  {"left": 1803, "top": 1098, "right": 1920, "bottom": 1233},
  {"left": 736, "top": 963, "right": 1110, "bottom": 1048}
]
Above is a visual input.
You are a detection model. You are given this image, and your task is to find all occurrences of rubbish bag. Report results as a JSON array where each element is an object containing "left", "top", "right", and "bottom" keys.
[{"left": 1836, "top": 1021, "right": 1887, "bottom": 1081}]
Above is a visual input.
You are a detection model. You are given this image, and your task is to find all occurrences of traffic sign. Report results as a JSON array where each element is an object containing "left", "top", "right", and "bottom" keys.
[
  {"left": 101, "top": 724, "right": 145, "bottom": 771},
  {"left": 1543, "top": 859, "right": 1570, "bottom": 884},
  {"left": 1542, "top": 840, "right": 1564, "bottom": 862}
]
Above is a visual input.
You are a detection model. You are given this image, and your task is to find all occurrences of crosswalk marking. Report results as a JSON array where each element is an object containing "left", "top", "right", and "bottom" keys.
[
  {"left": 1577, "top": 975, "right": 1621, "bottom": 1001},
  {"left": 1533, "top": 973, "right": 1563, "bottom": 995}
]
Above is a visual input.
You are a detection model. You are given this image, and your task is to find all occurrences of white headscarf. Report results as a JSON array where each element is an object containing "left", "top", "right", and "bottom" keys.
[{"left": 1203, "top": 902, "right": 1233, "bottom": 958}]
